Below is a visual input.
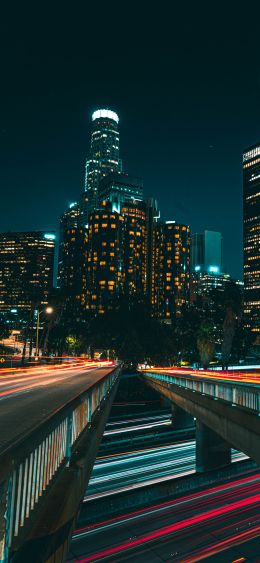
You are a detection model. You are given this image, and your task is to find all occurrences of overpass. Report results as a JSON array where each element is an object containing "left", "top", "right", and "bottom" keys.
[
  {"left": 140, "top": 367, "right": 260, "bottom": 471},
  {"left": 0, "top": 360, "right": 121, "bottom": 563}
]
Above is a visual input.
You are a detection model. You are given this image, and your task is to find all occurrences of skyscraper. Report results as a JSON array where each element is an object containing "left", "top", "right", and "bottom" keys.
[
  {"left": 58, "top": 202, "right": 81, "bottom": 288},
  {"left": 243, "top": 143, "right": 260, "bottom": 334},
  {"left": 191, "top": 230, "right": 223, "bottom": 274},
  {"left": 0, "top": 232, "right": 55, "bottom": 321},
  {"left": 152, "top": 221, "right": 190, "bottom": 321},
  {"left": 83, "top": 202, "right": 125, "bottom": 315},
  {"left": 83, "top": 109, "right": 121, "bottom": 222}
]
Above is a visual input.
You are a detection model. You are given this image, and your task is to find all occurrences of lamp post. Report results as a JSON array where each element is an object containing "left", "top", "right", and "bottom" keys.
[{"left": 35, "top": 307, "right": 53, "bottom": 359}]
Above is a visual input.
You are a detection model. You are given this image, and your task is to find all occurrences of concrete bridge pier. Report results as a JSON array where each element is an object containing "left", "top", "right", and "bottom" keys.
[
  {"left": 196, "top": 420, "right": 231, "bottom": 473},
  {"left": 172, "top": 404, "right": 195, "bottom": 429}
]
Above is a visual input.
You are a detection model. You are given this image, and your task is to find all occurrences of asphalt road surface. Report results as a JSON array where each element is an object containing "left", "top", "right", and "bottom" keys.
[{"left": 0, "top": 361, "right": 116, "bottom": 454}]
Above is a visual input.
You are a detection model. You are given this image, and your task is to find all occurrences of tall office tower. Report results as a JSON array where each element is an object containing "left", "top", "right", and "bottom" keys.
[
  {"left": 58, "top": 202, "right": 81, "bottom": 288},
  {"left": 83, "top": 109, "right": 121, "bottom": 223},
  {"left": 83, "top": 202, "right": 124, "bottom": 315},
  {"left": 121, "top": 200, "right": 148, "bottom": 304},
  {"left": 99, "top": 172, "right": 143, "bottom": 212},
  {"left": 152, "top": 221, "right": 190, "bottom": 321},
  {"left": 191, "top": 230, "right": 223, "bottom": 274},
  {"left": 58, "top": 226, "right": 85, "bottom": 321},
  {"left": 0, "top": 232, "right": 55, "bottom": 321},
  {"left": 243, "top": 144, "right": 260, "bottom": 333}
]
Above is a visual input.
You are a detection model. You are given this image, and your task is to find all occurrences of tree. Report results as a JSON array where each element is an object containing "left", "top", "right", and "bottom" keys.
[{"left": 197, "top": 319, "right": 215, "bottom": 369}]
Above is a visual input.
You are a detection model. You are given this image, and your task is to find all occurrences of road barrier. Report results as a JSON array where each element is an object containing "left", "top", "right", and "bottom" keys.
[{"left": 0, "top": 365, "right": 121, "bottom": 562}]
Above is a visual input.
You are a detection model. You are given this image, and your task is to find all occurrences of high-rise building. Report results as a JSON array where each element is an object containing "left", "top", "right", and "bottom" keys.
[
  {"left": 243, "top": 143, "right": 260, "bottom": 333},
  {"left": 99, "top": 172, "right": 143, "bottom": 212},
  {"left": 58, "top": 226, "right": 85, "bottom": 321},
  {"left": 58, "top": 202, "right": 81, "bottom": 288},
  {"left": 190, "top": 271, "right": 232, "bottom": 308},
  {"left": 0, "top": 232, "right": 55, "bottom": 320},
  {"left": 121, "top": 200, "right": 147, "bottom": 304},
  {"left": 83, "top": 109, "right": 121, "bottom": 223},
  {"left": 152, "top": 221, "right": 190, "bottom": 321},
  {"left": 191, "top": 230, "right": 223, "bottom": 274},
  {"left": 83, "top": 202, "right": 125, "bottom": 315}
]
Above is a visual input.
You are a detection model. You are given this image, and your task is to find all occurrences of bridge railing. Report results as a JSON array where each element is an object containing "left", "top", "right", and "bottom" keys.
[
  {"left": 0, "top": 365, "right": 121, "bottom": 562},
  {"left": 142, "top": 371, "right": 260, "bottom": 412}
]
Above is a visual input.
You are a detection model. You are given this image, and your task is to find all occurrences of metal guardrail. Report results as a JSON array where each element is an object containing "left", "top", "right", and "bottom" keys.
[
  {"left": 142, "top": 371, "right": 260, "bottom": 413},
  {"left": 0, "top": 366, "right": 121, "bottom": 562}
]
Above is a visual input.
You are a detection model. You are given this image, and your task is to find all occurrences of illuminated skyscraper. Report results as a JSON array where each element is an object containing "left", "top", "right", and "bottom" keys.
[
  {"left": 83, "top": 202, "right": 124, "bottom": 315},
  {"left": 191, "top": 230, "right": 223, "bottom": 274},
  {"left": 243, "top": 144, "right": 260, "bottom": 333},
  {"left": 152, "top": 221, "right": 190, "bottom": 321},
  {"left": 121, "top": 200, "right": 148, "bottom": 304},
  {"left": 0, "top": 232, "right": 55, "bottom": 318},
  {"left": 83, "top": 109, "right": 121, "bottom": 222}
]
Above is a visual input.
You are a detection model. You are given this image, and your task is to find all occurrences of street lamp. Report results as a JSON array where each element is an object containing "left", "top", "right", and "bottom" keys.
[{"left": 35, "top": 307, "right": 53, "bottom": 359}]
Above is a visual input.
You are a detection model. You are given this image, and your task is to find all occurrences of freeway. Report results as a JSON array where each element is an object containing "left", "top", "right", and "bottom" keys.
[
  {"left": 0, "top": 360, "right": 116, "bottom": 455},
  {"left": 67, "top": 471, "right": 260, "bottom": 562},
  {"left": 85, "top": 440, "right": 248, "bottom": 500},
  {"left": 141, "top": 365, "right": 260, "bottom": 385}
]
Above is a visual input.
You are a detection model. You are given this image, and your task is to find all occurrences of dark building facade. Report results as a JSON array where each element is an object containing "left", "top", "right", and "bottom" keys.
[
  {"left": 190, "top": 272, "right": 232, "bottom": 308},
  {"left": 58, "top": 226, "right": 85, "bottom": 320},
  {"left": 82, "top": 109, "right": 121, "bottom": 223},
  {"left": 243, "top": 144, "right": 260, "bottom": 334},
  {"left": 0, "top": 231, "right": 55, "bottom": 319},
  {"left": 58, "top": 202, "right": 81, "bottom": 289},
  {"left": 152, "top": 221, "right": 190, "bottom": 321},
  {"left": 99, "top": 172, "right": 143, "bottom": 212}
]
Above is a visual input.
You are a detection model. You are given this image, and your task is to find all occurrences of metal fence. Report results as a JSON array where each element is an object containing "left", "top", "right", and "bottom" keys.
[
  {"left": 142, "top": 371, "right": 260, "bottom": 413},
  {"left": 0, "top": 366, "right": 121, "bottom": 562}
]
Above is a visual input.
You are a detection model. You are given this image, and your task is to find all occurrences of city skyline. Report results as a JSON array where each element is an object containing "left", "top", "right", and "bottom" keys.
[
  {"left": 0, "top": 104, "right": 256, "bottom": 281},
  {"left": 2, "top": 4, "right": 260, "bottom": 282}
]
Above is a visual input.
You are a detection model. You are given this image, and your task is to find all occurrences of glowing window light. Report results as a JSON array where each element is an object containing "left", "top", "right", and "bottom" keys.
[
  {"left": 209, "top": 266, "right": 219, "bottom": 273},
  {"left": 92, "top": 109, "right": 119, "bottom": 123},
  {"left": 44, "top": 234, "right": 56, "bottom": 240}
]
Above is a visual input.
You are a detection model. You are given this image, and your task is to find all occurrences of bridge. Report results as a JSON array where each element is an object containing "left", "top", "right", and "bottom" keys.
[
  {"left": 0, "top": 360, "right": 121, "bottom": 563},
  {"left": 140, "top": 367, "right": 260, "bottom": 471}
]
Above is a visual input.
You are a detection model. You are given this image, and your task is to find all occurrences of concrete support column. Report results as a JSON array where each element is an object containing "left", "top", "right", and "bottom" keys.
[
  {"left": 172, "top": 404, "right": 195, "bottom": 429},
  {"left": 196, "top": 420, "right": 231, "bottom": 473},
  {"left": 160, "top": 397, "right": 171, "bottom": 409}
]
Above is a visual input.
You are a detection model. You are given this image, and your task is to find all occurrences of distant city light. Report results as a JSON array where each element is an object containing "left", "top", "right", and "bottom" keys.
[
  {"left": 166, "top": 220, "right": 176, "bottom": 224},
  {"left": 69, "top": 202, "right": 77, "bottom": 209},
  {"left": 45, "top": 307, "right": 53, "bottom": 314},
  {"left": 195, "top": 265, "right": 201, "bottom": 271},
  {"left": 209, "top": 266, "right": 219, "bottom": 273},
  {"left": 10, "top": 309, "right": 17, "bottom": 313},
  {"left": 44, "top": 234, "right": 56, "bottom": 240},
  {"left": 92, "top": 109, "right": 119, "bottom": 123}
]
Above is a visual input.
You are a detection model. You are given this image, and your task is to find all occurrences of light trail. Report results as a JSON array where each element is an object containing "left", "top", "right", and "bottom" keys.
[
  {"left": 140, "top": 365, "right": 260, "bottom": 385},
  {"left": 84, "top": 441, "right": 248, "bottom": 500},
  {"left": 70, "top": 473, "right": 260, "bottom": 562},
  {"left": 103, "top": 419, "right": 172, "bottom": 435},
  {"left": 74, "top": 472, "right": 260, "bottom": 536},
  {"left": 0, "top": 360, "right": 115, "bottom": 399}
]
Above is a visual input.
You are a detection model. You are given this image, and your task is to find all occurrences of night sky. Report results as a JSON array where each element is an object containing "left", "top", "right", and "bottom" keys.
[{"left": 1, "top": 5, "right": 260, "bottom": 280}]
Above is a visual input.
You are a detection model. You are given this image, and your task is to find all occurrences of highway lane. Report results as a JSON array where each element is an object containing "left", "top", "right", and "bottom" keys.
[
  {"left": 67, "top": 471, "right": 260, "bottom": 562},
  {"left": 85, "top": 440, "right": 248, "bottom": 500},
  {"left": 141, "top": 365, "right": 260, "bottom": 386},
  {"left": 0, "top": 361, "right": 116, "bottom": 454}
]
